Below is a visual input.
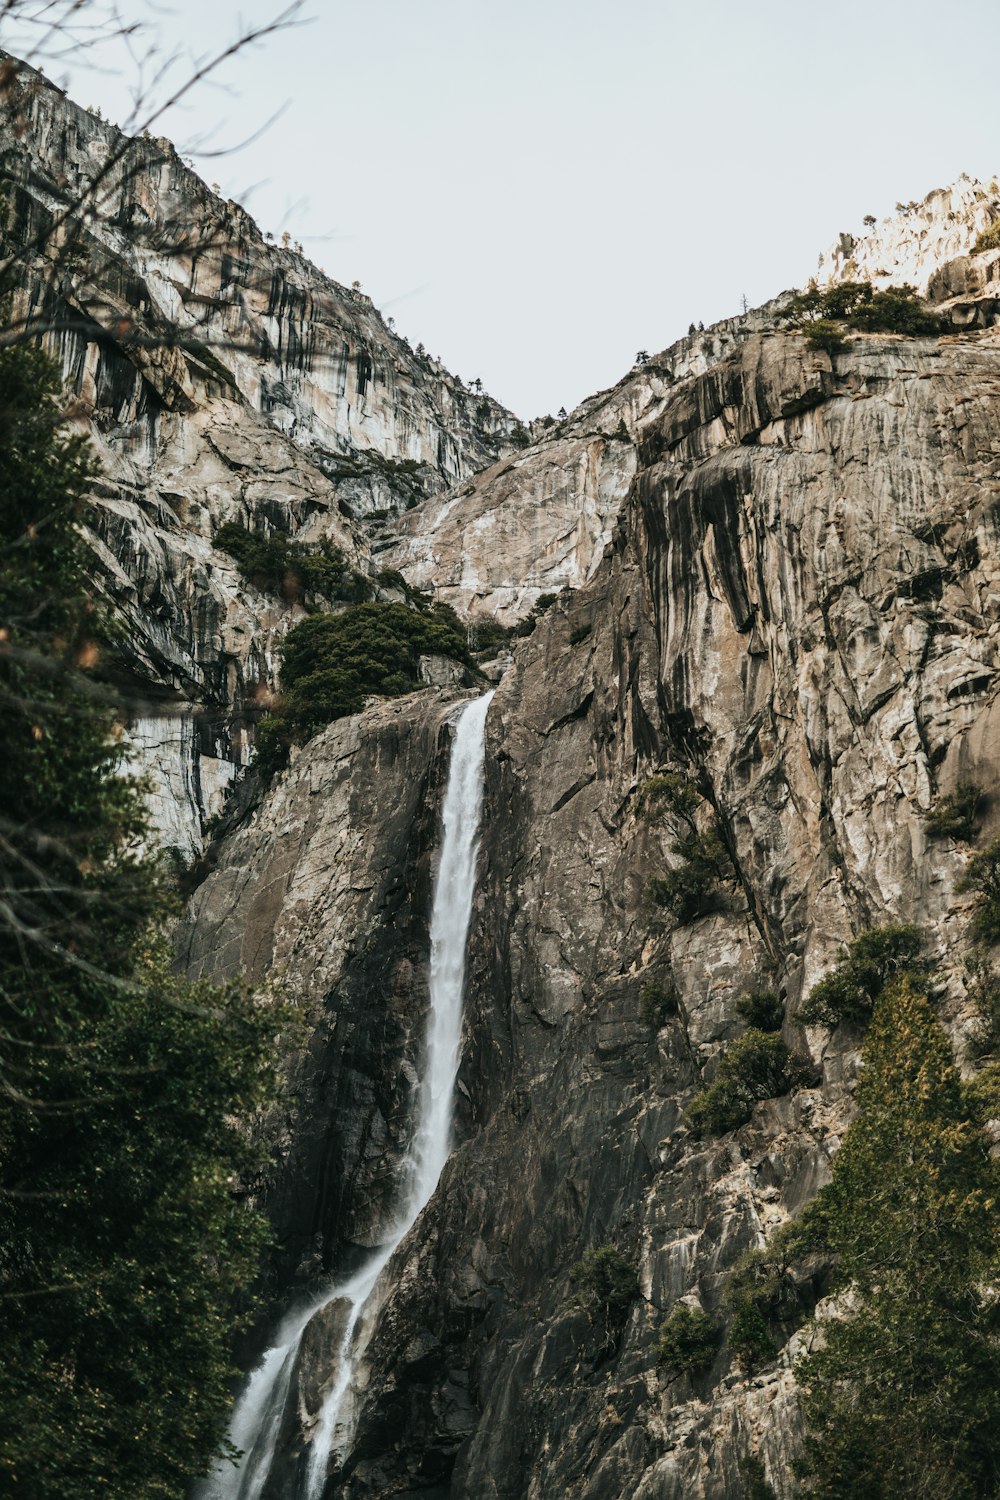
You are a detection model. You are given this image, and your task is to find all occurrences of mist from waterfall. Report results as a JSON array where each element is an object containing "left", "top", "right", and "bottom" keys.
[{"left": 194, "top": 690, "right": 494, "bottom": 1500}]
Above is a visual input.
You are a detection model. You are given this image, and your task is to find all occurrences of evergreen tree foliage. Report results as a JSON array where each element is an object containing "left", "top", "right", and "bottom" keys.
[
  {"left": 0, "top": 344, "right": 282, "bottom": 1499},
  {"left": 687, "top": 1029, "right": 795, "bottom": 1135},
  {"left": 924, "top": 781, "right": 983, "bottom": 842},
  {"left": 796, "top": 979, "right": 1000, "bottom": 1499},
  {"left": 641, "top": 771, "right": 733, "bottom": 924},
  {"left": 657, "top": 1303, "right": 719, "bottom": 1373},
  {"left": 788, "top": 281, "right": 942, "bottom": 339},
  {"left": 569, "top": 1245, "right": 640, "bottom": 1353},
  {"left": 957, "top": 837, "right": 1000, "bottom": 946},
  {"left": 798, "top": 924, "right": 923, "bottom": 1027},
  {"left": 214, "top": 520, "right": 371, "bottom": 606},
  {"left": 736, "top": 989, "right": 784, "bottom": 1032},
  {"left": 254, "top": 598, "right": 472, "bottom": 775}
]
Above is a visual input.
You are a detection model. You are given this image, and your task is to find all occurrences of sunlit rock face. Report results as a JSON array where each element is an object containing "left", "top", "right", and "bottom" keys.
[
  {"left": 817, "top": 175, "right": 1000, "bottom": 295},
  {"left": 186, "top": 309, "right": 1000, "bottom": 1496},
  {"left": 377, "top": 302, "right": 789, "bottom": 625},
  {"left": 1, "top": 58, "right": 519, "bottom": 849}
]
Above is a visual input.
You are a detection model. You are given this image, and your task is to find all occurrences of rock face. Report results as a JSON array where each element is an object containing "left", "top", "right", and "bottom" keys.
[
  {"left": 186, "top": 294, "right": 1000, "bottom": 1496},
  {"left": 377, "top": 305, "right": 789, "bottom": 626},
  {"left": 1, "top": 58, "right": 519, "bottom": 850},
  {"left": 817, "top": 175, "right": 1000, "bottom": 295},
  {"left": 14, "top": 58, "right": 1000, "bottom": 1487}
]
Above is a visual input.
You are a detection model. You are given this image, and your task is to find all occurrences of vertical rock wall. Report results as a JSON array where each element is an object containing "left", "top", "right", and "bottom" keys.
[{"left": 187, "top": 320, "right": 1000, "bottom": 1497}]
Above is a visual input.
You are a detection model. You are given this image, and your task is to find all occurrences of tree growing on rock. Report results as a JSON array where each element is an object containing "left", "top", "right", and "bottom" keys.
[{"left": 796, "top": 978, "right": 1000, "bottom": 1499}]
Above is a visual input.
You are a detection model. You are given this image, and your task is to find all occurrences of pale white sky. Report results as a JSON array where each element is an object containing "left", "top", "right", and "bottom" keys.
[{"left": 16, "top": 0, "right": 1000, "bottom": 417}]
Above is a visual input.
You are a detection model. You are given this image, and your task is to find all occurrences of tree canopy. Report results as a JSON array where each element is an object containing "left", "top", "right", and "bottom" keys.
[
  {"left": 0, "top": 343, "right": 283, "bottom": 1499},
  {"left": 796, "top": 978, "right": 1000, "bottom": 1499}
]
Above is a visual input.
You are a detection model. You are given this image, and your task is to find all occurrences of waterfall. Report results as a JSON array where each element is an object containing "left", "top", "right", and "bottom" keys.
[{"left": 195, "top": 690, "right": 494, "bottom": 1500}]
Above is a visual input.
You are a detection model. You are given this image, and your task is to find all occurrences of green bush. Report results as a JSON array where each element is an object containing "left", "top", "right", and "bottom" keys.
[
  {"left": 570, "top": 1246, "right": 640, "bottom": 1352},
  {"left": 214, "top": 521, "right": 371, "bottom": 605},
  {"left": 467, "top": 615, "right": 512, "bottom": 654},
  {"left": 739, "top": 1455, "right": 777, "bottom": 1500},
  {"left": 925, "top": 780, "right": 983, "bottom": 841},
  {"left": 728, "top": 1298, "right": 777, "bottom": 1370},
  {"left": 798, "top": 924, "right": 923, "bottom": 1027},
  {"left": 254, "top": 600, "right": 471, "bottom": 776},
  {"left": 717, "top": 1204, "right": 835, "bottom": 1382},
  {"left": 687, "top": 1029, "right": 794, "bottom": 1136},
  {"left": 803, "top": 318, "right": 848, "bottom": 354},
  {"left": 736, "top": 989, "right": 784, "bottom": 1032},
  {"left": 641, "top": 772, "right": 733, "bottom": 925},
  {"left": 640, "top": 978, "right": 679, "bottom": 1027},
  {"left": 789, "top": 279, "right": 941, "bottom": 341},
  {"left": 512, "top": 591, "right": 560, "bottom": 637},
  {"left": 850, "top": 285, "right": 942, "bottom": 335},
  {"left": 972, "top": 220, "right": 1000, "bottom": 254},
  {"left": 957, "top": 836, "right": 1000, "bottom": 945},
  {"left": 657, "top": 1304, "right": 719, "bottom": 1374},
  {"left": 639, "top": 771, "right": 699, "bottom": 822}
]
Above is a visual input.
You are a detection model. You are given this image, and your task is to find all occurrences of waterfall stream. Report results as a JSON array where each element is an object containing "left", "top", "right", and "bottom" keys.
[{"left": 195, "top": 690, "right": 494, "bottom": 1500}]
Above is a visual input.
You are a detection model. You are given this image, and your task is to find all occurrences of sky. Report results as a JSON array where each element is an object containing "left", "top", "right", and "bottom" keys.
[{"left": 15, "top": 0, "right": 1000, "bottom": 417}]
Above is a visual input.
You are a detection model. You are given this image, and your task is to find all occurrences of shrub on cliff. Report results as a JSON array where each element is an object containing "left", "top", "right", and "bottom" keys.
[
  {"left": 722, "top": 1203, "right": 833, "bottom": 1373},
  {"left": 641, "top": 772, "right": 734, "bottom": 925},
  {"left": 965, "top": 954, "right": 1000, "bottom": 1056},
  {"left": 803, "top": 319, "right": 848, "bottom": 354},
  {"left": 254, "top": 599, "right": 472, "bottom": 775},
  {"left": 640, "top": 978, "right": 679, "bottom": 1027},
  {"left": 798, "top": 924, "right": 923, "bottom": 1027},
  {"left": 789, "top": 279, "right": 941, "bottom": 342},
  {"left": 215, "top": 521, "right": 371, "bottom": 606},
  {"left": 972, "top": 220, "right": 1000, "bottom": 254},
  {"left": 570, "top": 1245, "right": 640, "bottom": 1352},
  {"left": 957, "top": 836, "right": 1000, "bottom": 946},
  {"left": 687, "top": 1029, "right": 795, "bottom": 1135},
  {"left": 657, "top": 1304, "right": 719, "bottom": 1374},
  {"left": 0, "top": 345, "right": 284, "bottom": 1499},
  {"left": 796, "top": 979, "right": 1000, "bottom": 1498},
  {"left": 924, "top": 780, "right": 983, "bottom": 841},
  {"left": 736, "top": 989, "right": 784, "bottom": 1032},
  {"left": 850, "top": 285, "right": 942, "bottom": 335},
  {"left": 740, "top": 1456, "right": 777, "bottom": 1500}
]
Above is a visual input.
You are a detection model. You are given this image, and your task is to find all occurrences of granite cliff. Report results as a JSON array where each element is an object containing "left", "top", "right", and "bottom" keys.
[
  {"left": 9, "top": 60, "right": 1000, "bottom": 1493},
  {"left": 183, "top": 184, "right": 1000, "bottom": 1496},
  {"left": 1, "top": 57, "right": 517, "bottom": 851}
]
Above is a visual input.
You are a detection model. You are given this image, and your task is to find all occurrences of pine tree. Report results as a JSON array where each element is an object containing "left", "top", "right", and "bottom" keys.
[
  {"left": 797, "top": 978, "right": 1000, "bottom": 1499},
  {"left": 0, "top": 344, "right": 283, "bottom": 1499}
]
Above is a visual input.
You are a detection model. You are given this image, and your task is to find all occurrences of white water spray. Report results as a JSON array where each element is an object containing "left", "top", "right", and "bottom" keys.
[{"left": 195, "top": 691, "right": 494, "bottom": 1500}]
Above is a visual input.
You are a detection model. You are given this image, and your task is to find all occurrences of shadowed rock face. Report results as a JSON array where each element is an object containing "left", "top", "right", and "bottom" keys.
[
  {"left": 186, "top": 316, "right": 1000, "bottom": 1497},
  {"left": 179, "top": 689, "right": 478, "bottom": 1289}
]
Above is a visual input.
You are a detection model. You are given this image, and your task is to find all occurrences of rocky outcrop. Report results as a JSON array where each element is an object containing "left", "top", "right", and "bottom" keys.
[
  {"left": 380, "top": 180, "right": 1000, "bottom": 634},
  {"left": 187, "top": 310, "right": 1000, "bottom": 1497},
  {"left": 1, "top": 58, "right": 519, "bottom": 849},
  {"left": 378, "top": 303, "right": 789, "bottom": 625},
  {"left": 818, "top": 175, "right": 1000, "bottom": 295},
  {"left": 819, "top": 176, "right": 1000, "bottom": 335}
]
